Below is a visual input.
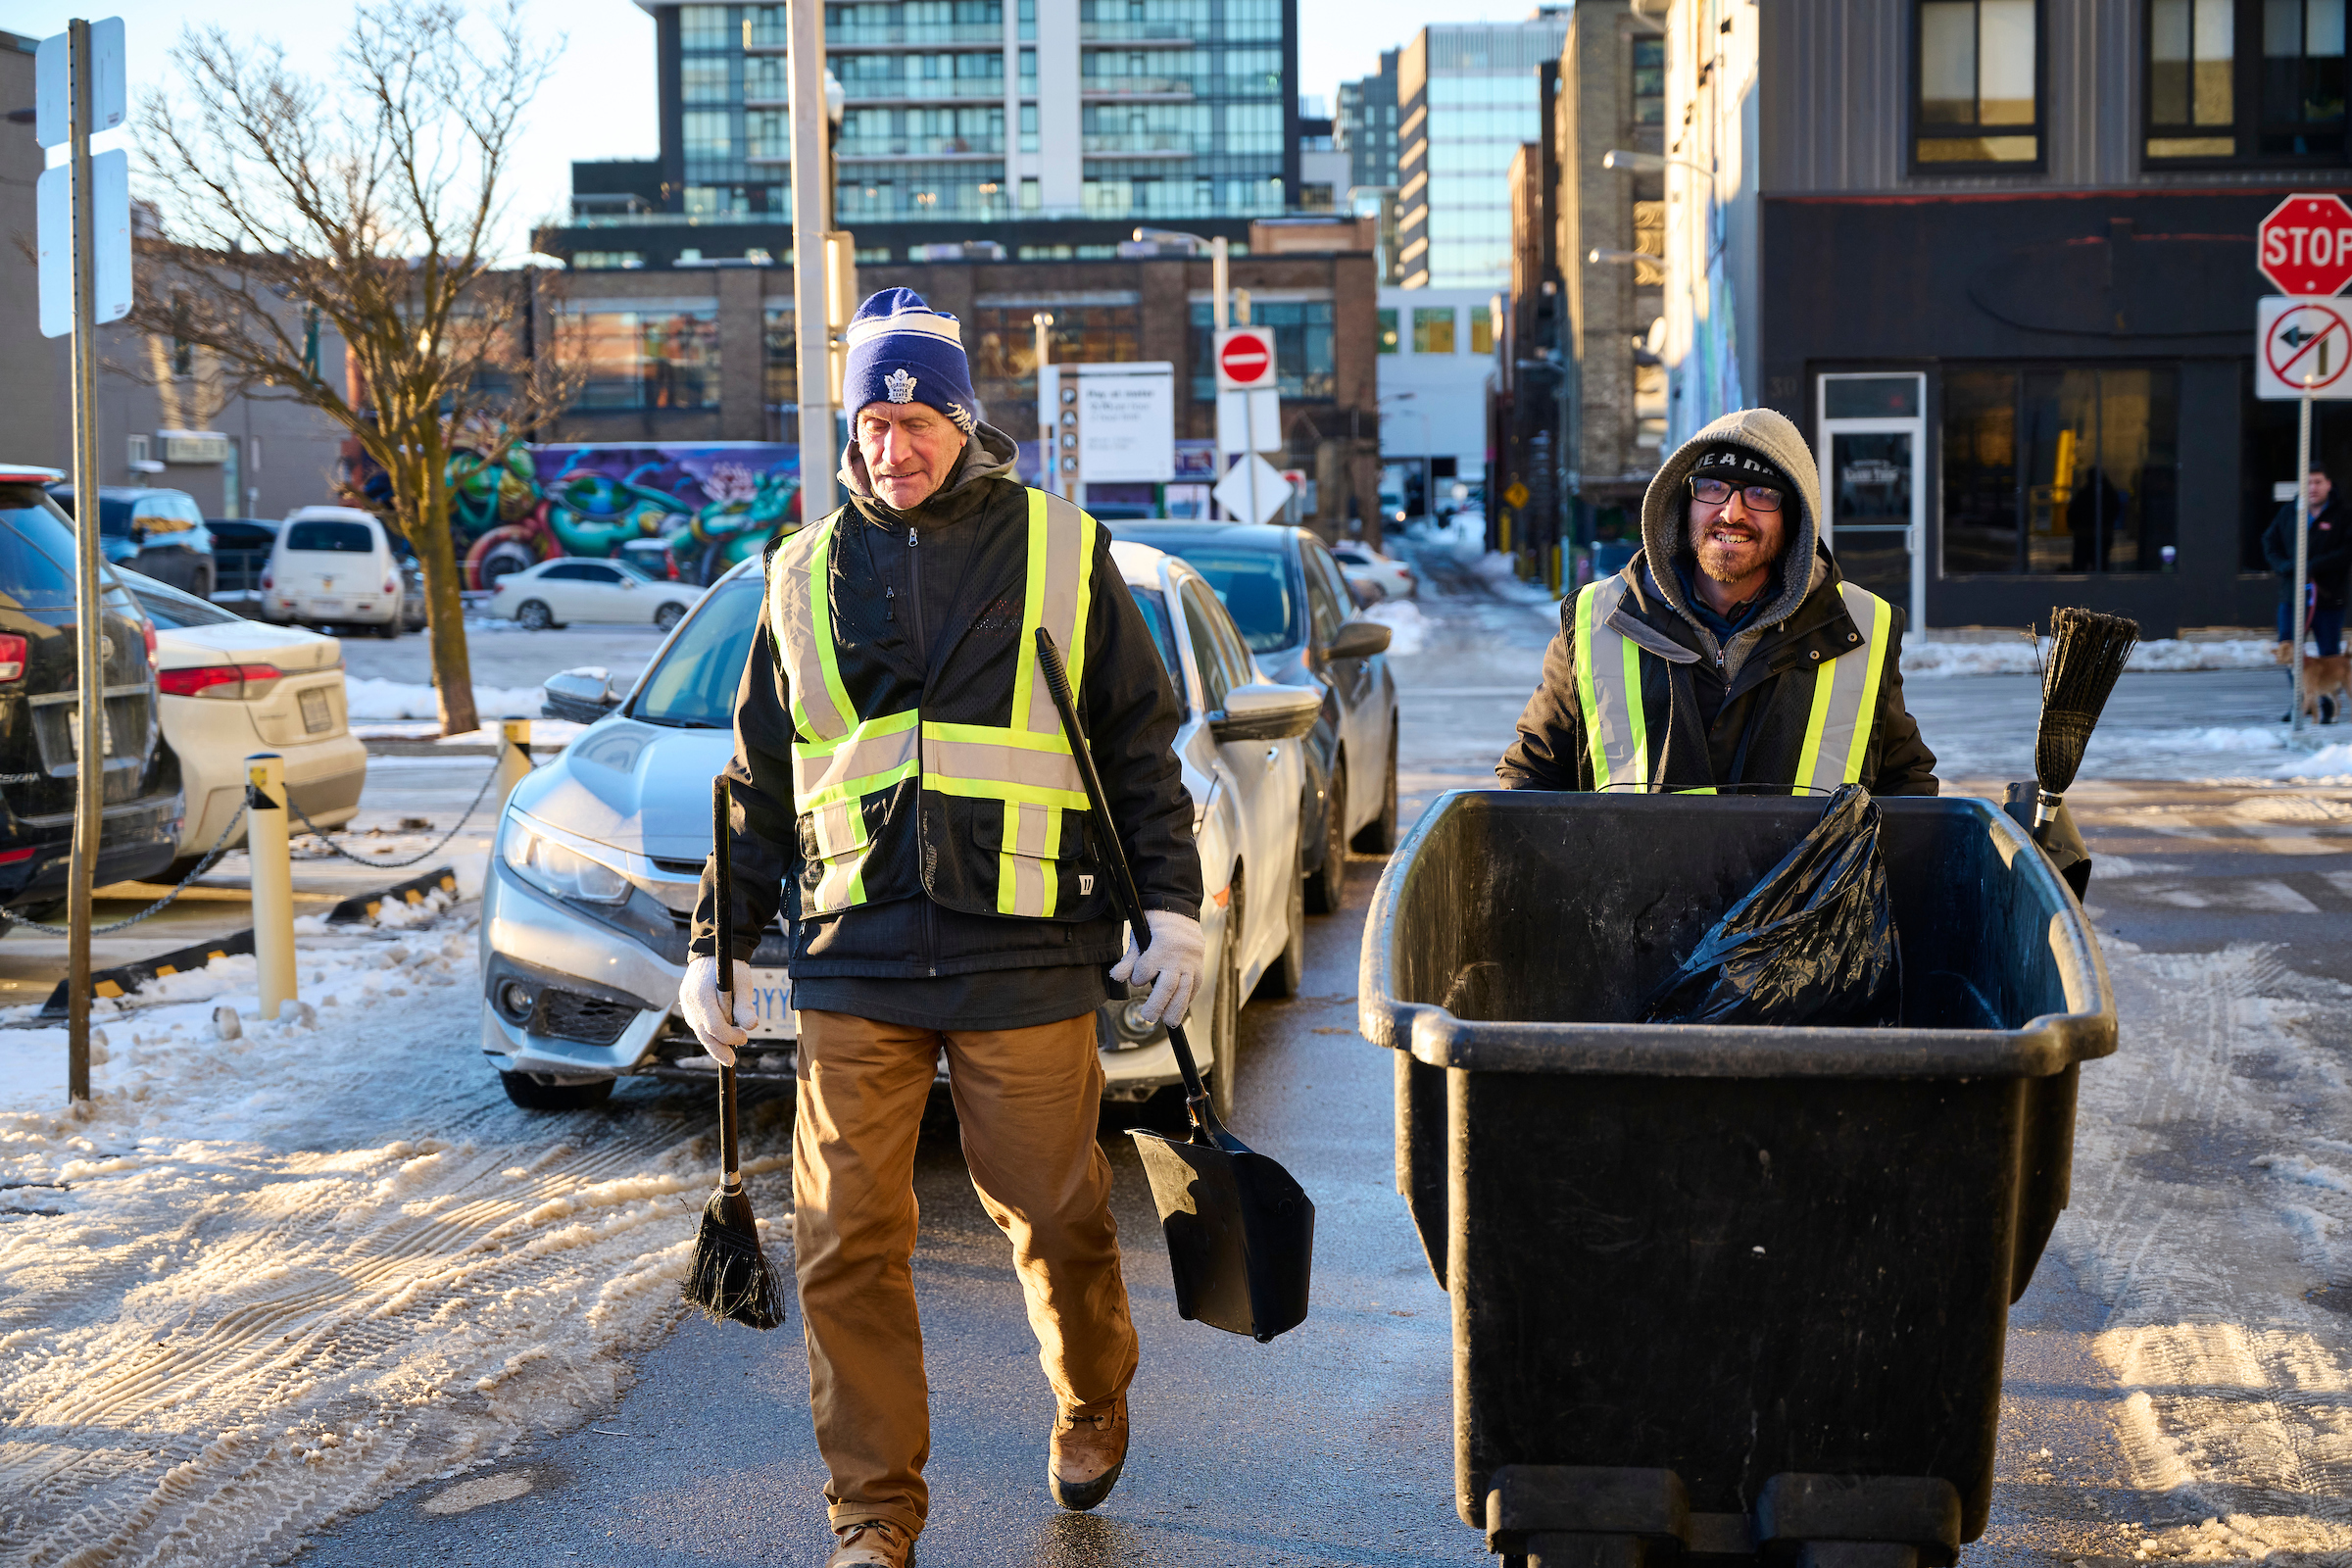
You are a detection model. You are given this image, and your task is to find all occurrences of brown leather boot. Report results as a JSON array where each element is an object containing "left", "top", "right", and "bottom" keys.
[
  {"left": 824, "top": 1519, "right": 915, "bottom": 1568},
  {"left": 1048, "top": 1395, "right": 1129, "bottom": 1511}
]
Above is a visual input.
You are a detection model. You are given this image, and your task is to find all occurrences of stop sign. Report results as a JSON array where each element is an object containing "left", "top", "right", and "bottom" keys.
[
  {"left": 2258, "top": 192, "right": 2352, "bottom": 296},
  {"left": 1215, "top": 326, "right": 1276, "bottom": 390}
]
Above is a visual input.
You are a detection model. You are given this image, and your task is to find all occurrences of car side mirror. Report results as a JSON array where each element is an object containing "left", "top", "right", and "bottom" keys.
[
  {"left": 1326, "top": 618, "right": 1393, "bottom": 660},
  {"left": 1208, "top": 682, "right": 1322, "bottom": 744},
  {"left": 543, "top": 665, "right": 621, "bottom": 723}
]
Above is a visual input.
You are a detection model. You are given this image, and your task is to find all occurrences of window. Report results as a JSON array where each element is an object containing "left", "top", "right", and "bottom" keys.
[
  {"left": 1940, "top": 366, "right": 2180, "bottom": 575},
  {"left": 1914, "top": 0, "right": 2043, "bottom": 168},
  {"left": 1188, "top": 301, "right": 1336, "bottom": 402},
  {"left": 633, "top": 579, "right": 763, "bottom": 728},
  {"left": 968, "top": 305, "right": 1142, "bottom": 390},
  {"left": 1377, "top": 308, "right": 1398, "bottom": 353},
  {"left": 1172, "top": 547, "right": 1298, "bottom": 652},
  {"left": 678, "top": 4, "right": 734, "bottom": 50},
  {"left": 1633, "top": 36, "right": 1665, "bottom": 123},
  {"left": 285, "top": 520, "right": 376, "bottom": 553},
  {"left": 1180, "top": 580, "right": 1236, "bottom": 710},
  {"left": 764, "top": 308, "right": 796, "bottom": 406},
  {"left": 1128, "top": 585, "right": 1187, "bottom": 710},
  {"left": 1470, "top": 304, "right": 1494, "bottom": 354},
  {"left": 560, "top": 310, "right": 723, "bottom": 411},
  {"left": 1298, "top": 540, "right": 1348, "bottom": 644},
  {"left": 1411, "top": 306, "right": 1455, "bottom": 354},
  {"left": 2146, "top": 0, "right": 2346, "bottom": 162}
]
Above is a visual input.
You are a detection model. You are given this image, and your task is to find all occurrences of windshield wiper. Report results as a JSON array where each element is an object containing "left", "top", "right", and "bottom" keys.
[{"left": 636, "top": 713, "right": 722, "bottom": 729}]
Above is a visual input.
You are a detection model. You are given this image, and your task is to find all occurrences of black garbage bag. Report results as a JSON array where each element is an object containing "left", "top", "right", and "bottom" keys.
[{"left": 1639, "top": 782, "right": 1901, "bottom": 1027}]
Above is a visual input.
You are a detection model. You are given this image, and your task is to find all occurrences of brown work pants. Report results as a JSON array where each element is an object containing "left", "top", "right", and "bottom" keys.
[{"left": 793, "top": 1008, "right": 1139, "bottom": 1539}]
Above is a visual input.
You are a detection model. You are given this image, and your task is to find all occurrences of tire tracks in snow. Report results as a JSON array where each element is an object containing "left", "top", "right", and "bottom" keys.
[{"left": 0, "top": 918, "right": 792, "bottom": 1568}]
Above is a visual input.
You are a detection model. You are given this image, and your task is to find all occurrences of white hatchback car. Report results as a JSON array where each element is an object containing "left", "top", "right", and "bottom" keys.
[
  {"left": 485, "top": 558, "right": 704, "bottom": 631},
  {"left": 265, "top": 507, "right": 408, "bottom": 636},
  {"left": 477, "top": 544, "right": 1317, "bottom": 1119},
  {"left": 121, "top": 571, "right": 366, "bottom": 875}
]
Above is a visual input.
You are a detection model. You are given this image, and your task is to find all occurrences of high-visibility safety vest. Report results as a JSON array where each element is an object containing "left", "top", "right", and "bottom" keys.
[
  {"left": 1571, "top": 573, "right": 1893, "bottom": 794},
  {"left": 766, "top": 487, "right": 1099, "bottom": 918}
]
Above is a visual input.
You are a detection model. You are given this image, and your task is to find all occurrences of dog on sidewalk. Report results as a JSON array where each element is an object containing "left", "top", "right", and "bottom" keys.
[{"left": 2276, "top": 642, "right": 2350, "bottom": 724}]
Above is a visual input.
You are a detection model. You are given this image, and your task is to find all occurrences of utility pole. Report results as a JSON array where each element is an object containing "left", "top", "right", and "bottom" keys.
[
  {"left": 1033, "top": 312, "right": 1055, "bottom": 497},
  {"left": 2293, "top": 369, "right": 2315, "bottom": 735},
  {"left": 65, "top": 18, "right": 103, "bottom": 1103},
  {"left": 789, "top": 0, "right": 835, "bottom": 520}
]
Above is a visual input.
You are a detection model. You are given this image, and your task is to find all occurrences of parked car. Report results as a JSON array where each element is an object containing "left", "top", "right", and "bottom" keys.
[
  {"left": 264, "top": 507, "right": 408, "bottom": 636},
  {"left": 485, "top": 556, "right": 704, "bottom": 631},
  {"left": 1113, "top": 520, "right": 1398, "bottom": 915},
  {"left": 478, "top": 547, "right": 1317, "bottom": 1116},
  {"left": 617, "top": 538, "right": 682, "bottom": 582},
  {"left": 47, "top": 484, "right": 218, "bottom": 599},
  {"left": 0, "top": 466, "right": 183, "bottom": 923},
  {"left": 120, "top": 569, "right": 366, "bottom": 878},
  {"left": 1330, "top": 538, "right": 1416, "bottom": 603},
  {"left": 204, "top": 516, "right": 278, "bottom": 608}
]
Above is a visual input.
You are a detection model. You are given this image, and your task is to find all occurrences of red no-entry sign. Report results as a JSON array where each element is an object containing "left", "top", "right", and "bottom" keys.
[
  {"left": 1215, "top": 326, "right": 1276, "bottom": 391},
  {"left": 2258, "top": 192, "right": 2352, "bottom": 297}
]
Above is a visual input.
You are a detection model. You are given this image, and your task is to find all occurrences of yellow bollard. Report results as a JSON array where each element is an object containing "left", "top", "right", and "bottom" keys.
[
  {"left": 494, "top": 717, "right": 533, "bottom": 818},
  {"left": 1499, "top": 513, "right": 1512, "bottom": 555},
  {"left": 1549, "top": 543, "right": 1563, "bottom": 596},
  {"left": 246, "top": 753, "right": 296, "bottom": 1020}
]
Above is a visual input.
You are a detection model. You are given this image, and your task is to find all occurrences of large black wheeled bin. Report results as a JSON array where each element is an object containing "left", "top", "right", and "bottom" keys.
[{"left": 1359, "top": 791, "right": 2116, "bottom": 1568}]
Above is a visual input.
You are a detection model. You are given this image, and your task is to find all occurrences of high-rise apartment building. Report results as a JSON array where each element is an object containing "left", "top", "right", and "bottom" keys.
[
  {"left": 1336, "top": 50, "right": 1399, "bottom": 191},
  {"left": 561, "top": 0, "right": 1301, "bottom": 266},
  {"left": 1395, "top": 12, "right": 1569, "bottom": 289}
]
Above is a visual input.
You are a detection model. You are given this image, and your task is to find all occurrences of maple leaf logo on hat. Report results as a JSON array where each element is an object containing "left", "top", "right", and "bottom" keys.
[{"left": 884, "top": 368, "right": 918, "bottom": 404}]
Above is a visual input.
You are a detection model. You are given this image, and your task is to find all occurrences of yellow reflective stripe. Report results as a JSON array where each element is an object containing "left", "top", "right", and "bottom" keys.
[
  {"left": 772, "top": 516, "right": 856, "bottom": 742},
  {"left": 1842, "top": 589, "right": 1892, "bottom": 784},
  {"left": 792, "top": 711, "right": 920, "bottom": 811},
  {"left": 1574, "top": 584, "right": 1610, "bottom": 788},
  {"left": 1795, "top": 658, "right": 1838, "bottom": 790},
  {"left": 811, "top": 846, "right": 872, "bottom": 913},
  {"left": 1619, "top": 628, "right": 1648, "bottom": 792},
  {"left": 1014, "top": 489, "right": 1098, "bottom": 738},
  {"left": 921, "top": 719, "right": 1070, "bottom": 753},
  {"left": 994, "top": 799, "right": 1064, "bottom": 917}
]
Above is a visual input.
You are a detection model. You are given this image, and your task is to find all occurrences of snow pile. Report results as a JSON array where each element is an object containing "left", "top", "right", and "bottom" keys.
[
  {"left": 2275, "top": 741, "right": 2352, "bottom": 780},
  {"left": 1409, "top": 513, "right": 1487, "bottom": 560},
  {"left": 2053, "top": 938, "right": 2352, "bottom": 1558},
  {"left": 0, "top": 908, "right": 777, "bottom": 1566},
  {"left": 344, "top": 677, "right": 549, "bottom": 722},
  {"left": 1464, "top": 552, "right": 1558, "bottom": 608},
  {"left": 1901, "top": 637, "right": 2283, "bottom": 680},
  {"left": 1362, "top": 599, "right": 1430, "bottom": 657}
]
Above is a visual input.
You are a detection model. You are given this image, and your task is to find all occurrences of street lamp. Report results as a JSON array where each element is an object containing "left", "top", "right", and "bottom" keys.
[
  {"left": 1588, "top": 248, "right": 1651, "bottom": 265},
  {"left": 1033, "top": 311, "right": 1056, "bottom": 498},
  {"left": 1132, "top": 225, "right": 1230, "bottom": 329},
  {"left": 1601, "top": 148, "right": 1714, "bottom": 177}
]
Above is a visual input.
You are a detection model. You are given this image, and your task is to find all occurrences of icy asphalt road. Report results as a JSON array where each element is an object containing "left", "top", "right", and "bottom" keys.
[{"left": 9, "top": 554, "right": 2352, "bottom": 1567}]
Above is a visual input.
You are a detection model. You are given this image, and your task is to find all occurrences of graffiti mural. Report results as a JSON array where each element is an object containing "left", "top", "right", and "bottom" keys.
[{"left": 351, "top": 440, "right": 807, "bottom": 589}]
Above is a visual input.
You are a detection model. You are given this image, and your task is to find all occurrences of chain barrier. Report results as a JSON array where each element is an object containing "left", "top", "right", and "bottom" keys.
[
  {"left": 287, "top": 754, "right": 512, "bottom": 869},
  {"left": 13, "top": 801, "right": 253, "bottom": 936}
]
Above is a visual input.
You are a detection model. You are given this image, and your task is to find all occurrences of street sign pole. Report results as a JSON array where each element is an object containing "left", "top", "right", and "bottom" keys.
[
  {"left": 66, "top": 18, "right": 101, "bottom": 1103},
  {"left": 2294, "top": 373, "right": 2314, "bottom": 735},
  {"left": 788, "top": 0, "right": 834, "bottom": 520},
  {"left": 1033, "top": 312, "right": 1054, "bottom": 497}
]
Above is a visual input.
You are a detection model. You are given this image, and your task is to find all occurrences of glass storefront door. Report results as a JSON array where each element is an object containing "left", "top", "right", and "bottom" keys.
[{"left": 1816, "top": 374, "right": 1928, "bottom": 630}]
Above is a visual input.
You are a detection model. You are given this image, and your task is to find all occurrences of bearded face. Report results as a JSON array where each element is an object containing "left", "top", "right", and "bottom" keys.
[{"left": 1687, "top": 485, "right": 1788, "bottom": 589}]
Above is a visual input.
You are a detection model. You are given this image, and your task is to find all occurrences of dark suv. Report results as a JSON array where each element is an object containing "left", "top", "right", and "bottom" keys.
[
  {"left": 0, "top": 468, "right": 183, "bottom": 922},
  {"left": 47, "top": 485, "right": 219, "bottom": 599}
]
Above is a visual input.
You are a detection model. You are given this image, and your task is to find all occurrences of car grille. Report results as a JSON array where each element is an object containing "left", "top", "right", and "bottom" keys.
[
  {"left": 28, "top": 688, "right": 154, "bottom": 781},
  {"left": 536, "top": 989, "right": 639, "bottom": 1047},
  {"left": 650, "top": 856, "right": 707, "bottom": 876}
]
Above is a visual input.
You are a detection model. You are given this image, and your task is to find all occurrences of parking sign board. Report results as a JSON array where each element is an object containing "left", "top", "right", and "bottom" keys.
[
  {"left": 2257, "top": 296, "right": 2352, "bottom": 400},
  {"left": 2257, "top": 193, "right": 2352, "bottom": 298}
]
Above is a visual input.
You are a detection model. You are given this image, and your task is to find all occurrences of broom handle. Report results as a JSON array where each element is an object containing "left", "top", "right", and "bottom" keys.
[
  {"left": 712, "top": 774, "right": 742, "bottom": 1190},
  {"left": 1032, "top": 629, "right": 1216, "bottom": 1128}
]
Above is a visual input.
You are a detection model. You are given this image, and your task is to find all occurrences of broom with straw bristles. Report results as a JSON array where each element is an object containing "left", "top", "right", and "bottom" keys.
[
  {"left": 2031, "top": 608, "right": 2139, "bottom": 846},
  {"left": 681, "top": 773, "right": 787, "bottom": 1331}
]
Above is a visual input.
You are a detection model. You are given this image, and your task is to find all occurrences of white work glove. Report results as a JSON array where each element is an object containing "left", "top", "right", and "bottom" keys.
[
  {"left": 1108, "top": 909, "right": 1207, "bottom": 1028},
  {"left": 678, "top": 953, "right": 754, "bottom": 1066}
]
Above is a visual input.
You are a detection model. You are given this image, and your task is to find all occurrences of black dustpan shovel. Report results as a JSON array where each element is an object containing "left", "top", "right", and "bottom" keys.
[{"left": 1034, "top": 627, "right": 1314, "bottom": 1344}]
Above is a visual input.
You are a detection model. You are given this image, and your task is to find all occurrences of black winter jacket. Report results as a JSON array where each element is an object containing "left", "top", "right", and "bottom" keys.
[
  {"left": 2263, "top": 498, "right": 2350, "bottom": 609},
  {"left": 688, "top": 423, "right": 1202, "bottom": 975},
  {"left": 1497, "top": 548, "right": 1940, "bottom": 796}
]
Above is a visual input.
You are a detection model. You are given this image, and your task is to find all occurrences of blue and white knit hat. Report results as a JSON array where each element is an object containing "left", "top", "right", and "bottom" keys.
[{"left": 840, "top": 288, "right": 979, "bottom": 436}]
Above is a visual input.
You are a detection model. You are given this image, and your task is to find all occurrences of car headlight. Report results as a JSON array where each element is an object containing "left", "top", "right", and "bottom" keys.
[{"left": 499, "top": 815, "right": 631, "bottom": 906}]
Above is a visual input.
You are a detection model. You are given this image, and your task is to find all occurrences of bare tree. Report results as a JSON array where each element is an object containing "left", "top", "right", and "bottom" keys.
[{"left": 128, "top": 0, "right": 577, "bottom": 737}]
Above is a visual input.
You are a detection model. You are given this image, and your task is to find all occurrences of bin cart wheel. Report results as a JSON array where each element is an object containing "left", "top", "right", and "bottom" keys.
[
  {"left": 1257, "top": 846, "right": 1305, "bottom": 1000},
  {"left": 1352, "top": 725, "right": 1398, "bottom": 855},
  {"left": 499, "top": 1070, "right": 615, "bottom": 1111},
  {"left": 1305, "top": 761, "right": 1348, "bottom": 914}
]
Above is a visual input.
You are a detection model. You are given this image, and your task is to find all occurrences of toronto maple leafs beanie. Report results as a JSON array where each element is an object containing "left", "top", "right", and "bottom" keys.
[{"left": 840, "top": 287, "right": 979, "bottom": 437}]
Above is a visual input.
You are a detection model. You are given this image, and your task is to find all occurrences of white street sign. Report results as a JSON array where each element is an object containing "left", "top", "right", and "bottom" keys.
[
  {"left": 37, "top": 149, "right": 132, "bottom": 339},
  {"left": 2257, "top": 296, "right": 2352, "bottom": 400},
  {"left": 1038, "top": 363, "right": 1176, "bottom": 485},
  {"left": 1211, "top": 455, "right": 1293, "bottom": 526},
  {"left": 1215, "top": 387, "right": 1282, "bottom": 455},
  {"left": 34, "top": 19, "right": 125, "bottom": 149}
]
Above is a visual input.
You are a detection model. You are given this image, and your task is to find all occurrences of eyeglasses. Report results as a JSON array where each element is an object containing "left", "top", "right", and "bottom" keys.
[{"left": 1690, "top": 475, "right": 1786, "bottom": 513}]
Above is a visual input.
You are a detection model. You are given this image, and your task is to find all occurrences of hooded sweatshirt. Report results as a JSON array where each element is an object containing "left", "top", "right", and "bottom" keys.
[{"left": 1497, "top": 408, "right": 1938, "bottom": 796}]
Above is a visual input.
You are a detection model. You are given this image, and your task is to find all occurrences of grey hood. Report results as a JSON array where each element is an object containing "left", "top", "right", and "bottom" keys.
[
  {"left": 1635, "top": 406, "right": 1828, "bottom": 678},
  {"left": 838, "top": 417, "right": 1022, "bottom": 510}
]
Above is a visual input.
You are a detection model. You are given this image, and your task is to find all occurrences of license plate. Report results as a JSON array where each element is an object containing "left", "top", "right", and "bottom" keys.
[
  {"left": 313, "top": 598, "right": 343, "bottom": 611},
  {"left": 299, "top": 687, "right": 331, "bottom": 734},
  {"left": 741, "top": 967, "right": 795, "bottom": 1039},
  {"left": 65, "top": 707, "right": 115, "bottom": 760}
]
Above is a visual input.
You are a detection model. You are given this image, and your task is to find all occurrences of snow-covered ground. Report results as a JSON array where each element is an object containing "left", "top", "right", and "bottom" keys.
[{"left": 0, "top": 900, "right": 775, "bottom": 1567}]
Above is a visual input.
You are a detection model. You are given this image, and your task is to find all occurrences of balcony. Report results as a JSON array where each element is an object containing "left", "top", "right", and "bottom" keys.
[
  {"left": 833, "top": 135, "right": 1007, "bottom": 159},
  {"left": 1079, "top": 75, "right": 1193, "bottom": 97},
  {"left": 1076, "top": 23, "right": 1199, "bottom": 42},
  {"left": 838, "top": 76, "right": 1008, "bottom": 101},
  {"left": 1079, "top": 132, "right": 1196, "bottom": 155},
  {"left": 813, "top": 24, "right": 1008, "bottom": 47}
]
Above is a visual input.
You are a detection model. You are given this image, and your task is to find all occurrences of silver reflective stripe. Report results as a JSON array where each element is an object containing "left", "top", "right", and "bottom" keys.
[
  {"left": 1013, "top": 488, "right": 1098, "bottom": 739},
  {"left": 1573, "top": 576, "right": 1651, "bottom": 790},
  {"left": 769, "top": 517, "right": 856, "bottom": 742},
  {"left": 791, "top": 715, "right": 920, "bottom": 812},
  {"left": 997, "top": 795, "right": 1064, "bottom": 917},
  {"left": 810, "top": 847, "right": 870, "bottom": 913},
  {"left": 1794, "top": 582, "right": 1893, "bottom": 793},
  {"left": 808, "top": 800, "right": 865, "bottom": 858},
  {"left": 921, "top": 727, "right": 1088, "bottom": 806}
]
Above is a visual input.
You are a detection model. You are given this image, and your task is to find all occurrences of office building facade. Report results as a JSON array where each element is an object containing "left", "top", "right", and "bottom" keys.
[{"left": 1394, "top": 12, "right": 1570, "bottom": 290}]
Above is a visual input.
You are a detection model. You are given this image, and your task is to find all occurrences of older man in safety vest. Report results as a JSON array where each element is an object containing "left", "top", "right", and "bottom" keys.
[
  {"left": 679, "top": 288, "right": 1204, "bottom": 1568},
  {"left": 1500, "top": 408, "right": 1938, "bottom": 796}
]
